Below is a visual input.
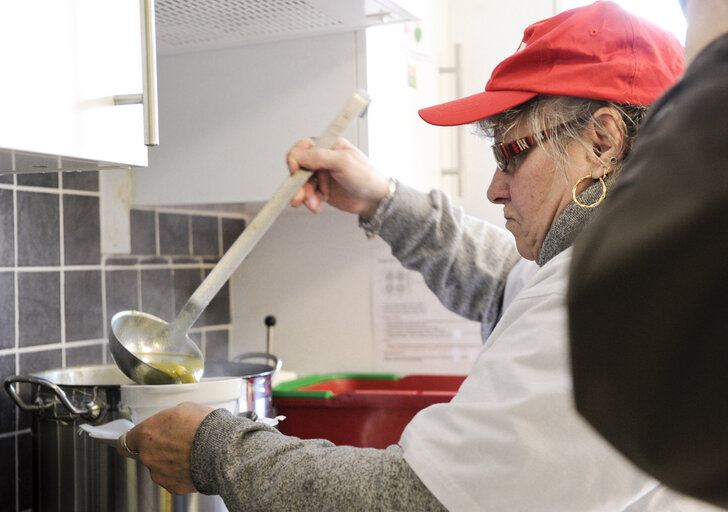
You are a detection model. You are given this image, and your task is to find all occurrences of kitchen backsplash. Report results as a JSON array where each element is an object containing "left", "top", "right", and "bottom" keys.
[{"left": 0, "top": 170, "right": 245, "bottom": 512}]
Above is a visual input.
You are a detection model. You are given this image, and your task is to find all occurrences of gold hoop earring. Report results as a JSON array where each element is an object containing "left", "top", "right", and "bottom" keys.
[{"left": 572, "top": 174, "right": 607, "bottom": 209}]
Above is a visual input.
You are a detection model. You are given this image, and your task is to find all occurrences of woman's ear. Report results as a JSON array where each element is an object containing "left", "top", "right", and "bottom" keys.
[{"left": 587, "top": 107, "right": 625, "bottom": 179}]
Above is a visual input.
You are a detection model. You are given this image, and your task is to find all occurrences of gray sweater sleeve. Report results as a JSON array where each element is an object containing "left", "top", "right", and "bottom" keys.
[
  {"left": 377, "top": 183, "right": 520, "bottom": 331},
  {"left": 190, "top": 409, "right": 447, "bottom": 512}
]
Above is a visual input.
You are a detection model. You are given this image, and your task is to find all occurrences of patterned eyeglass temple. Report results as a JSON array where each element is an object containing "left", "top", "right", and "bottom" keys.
[{"left": 492, "top": 129, "right": 552, "bottom": 171}]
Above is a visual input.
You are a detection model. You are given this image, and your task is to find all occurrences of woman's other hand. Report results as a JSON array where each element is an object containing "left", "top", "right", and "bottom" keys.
[
  {"left": 287, "top": 137, "right": 391, "bottom": 217},
  {"left": 116, "top": 402, "right": 215, "bottom": 495}
]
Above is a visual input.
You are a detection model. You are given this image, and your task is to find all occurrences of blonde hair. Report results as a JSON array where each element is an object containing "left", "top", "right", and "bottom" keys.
[{"left": 476, "top": 96, "right": 647, "bottom": 174}]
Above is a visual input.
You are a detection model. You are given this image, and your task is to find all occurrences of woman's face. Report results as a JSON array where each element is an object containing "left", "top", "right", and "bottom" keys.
[{"left": 486, "top": 129, "right": 590, "bottom": 261}]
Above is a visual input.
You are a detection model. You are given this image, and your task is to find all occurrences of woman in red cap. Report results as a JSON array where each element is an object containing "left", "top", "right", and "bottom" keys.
[{"left": 117, "top": 3, "right": 708, "bottom": 511}]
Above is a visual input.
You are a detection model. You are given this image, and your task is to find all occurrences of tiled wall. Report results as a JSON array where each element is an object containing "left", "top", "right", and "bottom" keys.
[{"left": 0, "top": 170, "right": 246, "bottom": 512}]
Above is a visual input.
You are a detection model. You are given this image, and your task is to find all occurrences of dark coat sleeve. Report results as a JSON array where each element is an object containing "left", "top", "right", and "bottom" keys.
[{"left": 568, "top": 35, "right": 728, "bottom": 508}]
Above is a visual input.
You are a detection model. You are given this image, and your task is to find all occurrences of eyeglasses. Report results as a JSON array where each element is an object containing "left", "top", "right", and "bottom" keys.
[
  {"left": 491, "top": 128, "right": 554, "bottom": 172},
  {"left": 491, "top": 119, "right": 586, "bottom": 171}
]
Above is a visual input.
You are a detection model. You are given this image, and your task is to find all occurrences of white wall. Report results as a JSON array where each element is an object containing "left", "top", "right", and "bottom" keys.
[
  {"left": 365, "top": 8, "right": 441, "bottom": 193},
  {"left": 230, "top": 206, "right": 385, "bottom": 375}
]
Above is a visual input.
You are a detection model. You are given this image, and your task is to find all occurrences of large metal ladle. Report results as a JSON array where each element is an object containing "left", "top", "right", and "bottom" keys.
[{"left": 110, "top": 90, "right": 371, "bottom": 385}]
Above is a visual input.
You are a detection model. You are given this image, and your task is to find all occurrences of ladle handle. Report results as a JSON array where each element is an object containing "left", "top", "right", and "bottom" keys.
[{"left": 170, "top": 89, "right": 371, "bottom": 334}]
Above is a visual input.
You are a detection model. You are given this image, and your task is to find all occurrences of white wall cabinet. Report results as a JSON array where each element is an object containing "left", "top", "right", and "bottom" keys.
[
  {"left": 131, "top": 0, "right": 442, "bottom": 206},
  {"left": 131, "top": 31, "right": 369, "bottom": 206},
  {"left": 0, "top": 0, "right": 152, "bottom": 173}
]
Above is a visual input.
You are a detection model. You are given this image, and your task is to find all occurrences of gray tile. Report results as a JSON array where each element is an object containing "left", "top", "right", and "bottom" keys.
[
  {"left": 130, "top": 209, "right": 156, "bottom": 255},
  {"left": 191, "top": 216, "right": 219, "bottom": 256},
  {"left": 0, "top": 436, "right": 15, "bottom": 508},
  {"left": 173, "top": 268, "right": 202, "bottom": 322},
  {"left": 0, "top": 173, "right": 12, "bottom": 185},
  {"left": 19, "top": 349, "right": 62, "bottom": 374},
  {"left": 64, "top": 271, "right": 103, "bottom": 341},
  {"left": 17, "top": 191, "right": 60, "bottom": 267},
  {"left": 0, "top": 354, "right": 17, "bottom": 433},
  {"left": 18, "top": 272, "right": 61, "bottom": 347},
  {"left": 222, "top": 218, "right": 246, "bottom": 253},
  {"left": 0, "top": 189, "right": 14, "bottom": 266},
  {"left": 63, "top": 195, "right": 100, "bottom": 265},
  {"left": 61, "top": 170, "right": 99, "bottom": 191},
  {"left": 105, "top": 257, "right": 138, "bottom": 266},
  {"left": 141, "top": 268, "right": 174, "bottom": 322},
  {"left": 105, "top": 269, "right": 139, "bottom": 326},
  {"left": 172, "top": 257, "right": 199, "bottom": 264},
  {"left": 60, "top": 157, "right": 94, "bottom": 169},
  {"left": 17, "top": 349, "right": 63, "bottom": 431},
  {"left": 16, "top": 168, "right": 59, "bottom": 188},
  {"left": 15, "top": 153, "right": 58, "bottom": 173},
  {"left": 190, "top": 331, "right": 202, "bottom": 352},
  {"left": 159, "top": 213, "right": 189, "bottom": 255},
  {"left": 200, "top": 272, "right": 230, "bottom": 327},
  {"left": 205, "top": 329, "right": 229, "bottom": 361},
  {"left": 140, "top": 257, "right": 168, "bottom": 265},
  {"left": 0, "top": 149, "right": 13, "bottom": 173},
  {"left": 0, "top": 272, "right": 14, "bottom": 350},
  {"left": 66, "top": 343, "right": 104, "bottom": 367}
]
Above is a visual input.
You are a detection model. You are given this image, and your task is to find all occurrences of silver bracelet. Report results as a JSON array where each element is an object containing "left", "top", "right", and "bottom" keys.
[{"left": 358, "top": 178, "right": 398, "bottom": 239}]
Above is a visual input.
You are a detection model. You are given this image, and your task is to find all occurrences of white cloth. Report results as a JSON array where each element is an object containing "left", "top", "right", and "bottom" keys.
[
  {"left": 502, "top": 258, "right": 539, "bottom": 312},
  {"left": 78, "top": 418, "right": 135, "bottom": 447},
  {"left": 400, "top": 249, "right": 720, "bottom": 511}
]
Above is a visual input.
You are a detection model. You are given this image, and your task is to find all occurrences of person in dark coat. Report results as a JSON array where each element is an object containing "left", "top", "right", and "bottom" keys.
[{"left": 568, "top": 0, "right": 728, "bottom": 508}]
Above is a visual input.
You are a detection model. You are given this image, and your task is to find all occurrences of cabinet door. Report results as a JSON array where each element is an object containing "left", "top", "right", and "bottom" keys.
[
  {"left": 132, "top": 32, "right": 364, "bottom": 206},
  {"left": 0, "top": 0, "right": 148, "bottom": 169}
]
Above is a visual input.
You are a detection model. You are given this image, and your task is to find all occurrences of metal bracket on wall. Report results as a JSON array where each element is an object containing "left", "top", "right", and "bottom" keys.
[{"left": 439, "top": 43, "right": 463, "bottom": 197}]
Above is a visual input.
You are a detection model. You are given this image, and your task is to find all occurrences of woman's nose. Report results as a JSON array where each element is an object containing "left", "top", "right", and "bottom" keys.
[{"left": 487, "top": 169, "right": 509, "bottom": 205}]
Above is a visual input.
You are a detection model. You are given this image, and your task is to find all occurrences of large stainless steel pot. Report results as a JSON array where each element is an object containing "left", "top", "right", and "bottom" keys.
[
  {"left": 206, "top": 352, "right": 282, "bottom": 418},
  {"left": 3, "top": 359, "right": 279, "bottom": 512},
  {"left": 4, "top": 366, "right": 135, "bottom": 512}
]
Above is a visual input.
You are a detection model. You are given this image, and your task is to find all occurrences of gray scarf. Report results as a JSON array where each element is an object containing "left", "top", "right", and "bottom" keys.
[{"left": 537, "top": 173, "right": 616, "bottom": 266}]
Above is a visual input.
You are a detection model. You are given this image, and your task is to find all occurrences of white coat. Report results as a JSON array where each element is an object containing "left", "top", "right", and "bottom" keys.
[{"left": 399, "top": 249, "right": 720, "bottom": 511}]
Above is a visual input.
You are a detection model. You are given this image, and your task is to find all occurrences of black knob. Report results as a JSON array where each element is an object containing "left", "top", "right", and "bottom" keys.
[{"left": 264, "top": 315, "right": 277, "bottom": 327}]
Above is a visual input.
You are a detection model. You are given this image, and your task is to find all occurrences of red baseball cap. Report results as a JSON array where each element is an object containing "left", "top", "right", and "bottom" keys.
[{"left": 419, "top": 1, "right": 684, "bottom": 126}]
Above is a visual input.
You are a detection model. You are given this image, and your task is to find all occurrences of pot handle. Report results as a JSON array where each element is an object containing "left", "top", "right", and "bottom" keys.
[
  {"left": 232, "top": 352, "right": 282, "bottom": 374},
  {"left": 3, "top": 376, "right": 102, "bottom": 421}
]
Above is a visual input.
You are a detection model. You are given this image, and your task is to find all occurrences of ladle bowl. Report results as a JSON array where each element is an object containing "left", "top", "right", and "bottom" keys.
[
  {"left": 110, "top": 310, "right": 204, "bottom": 385},
  {"left": 108, "top": 90, "right": 370, "bottom": 386}
]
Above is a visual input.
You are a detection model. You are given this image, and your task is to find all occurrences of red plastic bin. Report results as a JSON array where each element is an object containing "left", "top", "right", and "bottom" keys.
[{"left": 272, "top": 373, "right": 466, "bottom": 448}]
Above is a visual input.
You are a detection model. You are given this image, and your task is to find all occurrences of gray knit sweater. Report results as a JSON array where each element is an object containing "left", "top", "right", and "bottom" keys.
[{"left": 190, "top": 180, "right": 607, "bottom": 511}]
